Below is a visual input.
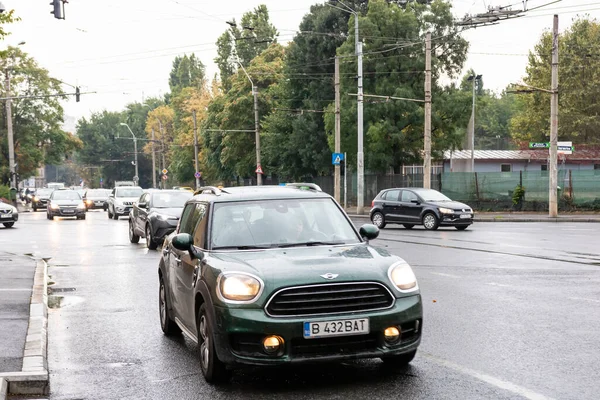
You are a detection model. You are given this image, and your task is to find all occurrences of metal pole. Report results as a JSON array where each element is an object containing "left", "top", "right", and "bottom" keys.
[
  {"left": 158, "top": 120, "right": 166, "bottom": 189},
  {"left": 334, "top": 56, "right": 341, "bottom": 202},
  {"left": 5, "top": 72, "right": 16, "bottom": 195},
  {"left": 344, "top": 152, "right": 347, "bottom": 210},
  {"left": 471, "top": 77, "right": 476, "bottom": 173},
  {"left": 133, "top": 137, "right": 139, "bottom": 185},
  {"left": 356, "top": 14, "right": 364, "bottom": 215},
  {"left": 253, "top": 84, "right": 262, "bottom": 186},
  {"left": 193, "top": 110, "right": 200, "bottom": 190},
  {"left": 151, "top": 128, "right": 157, "bottom": 189},
  {"left": 423, "top": 32, "right": 432, "bottom": 189},
  {"left": 549, "top": 14, "right": 559, "bottom": 217}
]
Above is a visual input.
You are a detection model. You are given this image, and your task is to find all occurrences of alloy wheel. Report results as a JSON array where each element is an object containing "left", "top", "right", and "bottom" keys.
[
  {"left": 159, "top": 282, "right": 167, "bottom": 330},
  {"left": 424, "top": 214, "right": 436, "bottom": 229},
  {"left": 199, "top": 315, "right": 209, "bottom": 370}
]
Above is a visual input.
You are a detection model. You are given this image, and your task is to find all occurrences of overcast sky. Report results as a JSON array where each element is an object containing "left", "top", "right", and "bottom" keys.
[{"left": 4, "top": 1, "right": 600, "bottom": 131}]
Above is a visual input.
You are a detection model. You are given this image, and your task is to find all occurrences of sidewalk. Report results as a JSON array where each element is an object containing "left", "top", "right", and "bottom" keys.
[
  {"left": 0, "top": 252, "right": 49, "bottom": 398},
  {"left": 345, "top": 208, "right": 600, "bottom": 222}
]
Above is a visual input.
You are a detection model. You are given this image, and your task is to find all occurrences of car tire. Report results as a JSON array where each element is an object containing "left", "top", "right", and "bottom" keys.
[
  {"left": 3, "top": 222, "right": 14, "bottom": 228},
  {"left": 33, "top": 206, "right": 37, "bottom": 212},
  {"left": 455, "top": 225, "right": 469, "bottom": 231},
  {"left": 403, "top": 224, "right": 414, "bottom": 229},
  {"left": 107, "top": 208, "right": 113, "bottom": 219},
  {"left": 159, "top": 275, "right": 181, "bottom": 336},
  {"left": 371, "top": 211, "right": 386, "bottom": 229},
  {"left": 46, "top": 213, "right": 52, "bottom": 220},
  {"left": 113, "top": 210, "right": 119, "bottom": 220},
  {"left": 79, "top": 215, "right": 86, "bottom": 220},
  {"left": 422, "top": 212, "right": 439, "bottom": 231},
  {"left": 197, "top": 304, "right": 231, "bottom": 384},
  {"left": 129, "top": 220, "right": 140, "bottom": 243},
  {"left": 381, "top": 350, "right": 417, "bottom": 367},
  {"left": 146, "top": 224, "right": 158, "bottom": 250}
]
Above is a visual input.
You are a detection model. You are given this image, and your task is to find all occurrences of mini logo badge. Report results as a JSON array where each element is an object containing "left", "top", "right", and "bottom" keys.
[{"left": 320, "top": 273, "right": 339, "bottom": 280}]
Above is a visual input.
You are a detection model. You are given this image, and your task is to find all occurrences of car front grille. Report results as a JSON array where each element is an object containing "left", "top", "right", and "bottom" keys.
[
  {"left": 0, "top": 209, "right": 10, "bottom": 214},
  {"left": 123, "top": 201, "right": 134, "bottom": 206},
  {"left": 291, "top": 333, "right": 379, "bottom": 357},
  {"left": 265, "top": 282, "right": 395, "bottom": 317}
]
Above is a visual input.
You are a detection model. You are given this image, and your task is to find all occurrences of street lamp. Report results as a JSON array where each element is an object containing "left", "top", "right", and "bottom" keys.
[
  {"left": 327, "top": 0, "right": 363, "bottom": 213},
  {"left": 467, "top": 73, "right": 482, "bottom": 172},
  {"left": 119, "top": 123, "right": 139, "bottom": 185}
]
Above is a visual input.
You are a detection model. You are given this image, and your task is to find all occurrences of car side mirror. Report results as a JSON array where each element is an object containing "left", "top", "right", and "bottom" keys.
[
  {"left": 411, "top": 199, "right": 421, "bottom": 205},
  {"left": 359, "top": 224, "right": 380, "bottom": 241},
  {"left": 109, "top": 194, "right": 114, "bottom": 198},
  {"left": 172, "top": 233, "right": 204, "bottom": 260},
  {"left": 138, "top": 202, "right": 147, "bottom": 209}
]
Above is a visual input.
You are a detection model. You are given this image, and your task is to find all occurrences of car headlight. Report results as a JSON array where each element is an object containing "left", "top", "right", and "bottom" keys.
[
  {"left": 77, "top": 202, "right": 86, "bottom": 209},
  {"left": 156, "top": 213, "right": 177, "bottom": 221},
  {"left": 388, "top": 262, "right": 418, "bottom": 292},
  {"left": 50, "top": 203, "right": 59, "bottom": 210},
  {"left": 218, "top": 273, "right": 263, "bottom": 303},
  {"left": 439, "top": 207, "right": 454, "bottom": 214},
  {"left": 33, "top": 196, "right": 39, "bottom": 202}
]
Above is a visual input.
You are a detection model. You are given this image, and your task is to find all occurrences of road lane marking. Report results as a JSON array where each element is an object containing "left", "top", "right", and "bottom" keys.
[
  {"left": 486, "top": 282, "right": 511, "bottom": 287},
  {"left": 429, "top": 272, "right": 460, "bottom": 278},
  {"left": 567, "top": 296, "right": 600, "bottom": 304},
  {"left": 0, "top": 288, "right": 31, "bottom": 291},
  {"left": 423, "top": 353, "right": 554, "bottom": 400}
]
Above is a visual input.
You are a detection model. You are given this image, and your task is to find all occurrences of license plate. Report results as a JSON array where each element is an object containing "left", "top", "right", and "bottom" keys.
[
  {"left": 95, "top": 202, "right": 103, "bottom": 205},
  {"left": 303, "top": 318, "right": 369, "bottom": 339},
  {"left": 460, "top": 214, "right": 471, "bottom": 219},
  {"left": 0, "top": 214, "right": 11, "bottom": 218},
  {"left": 63, "top": 209, "right": 74, "bottom": 214}
]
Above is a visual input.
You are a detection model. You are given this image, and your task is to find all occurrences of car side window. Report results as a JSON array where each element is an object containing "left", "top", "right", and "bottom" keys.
[
  {"left": 401, "top": 190, "right": 419, "bottom": 202},
  {"left": 192, "top": 203, "right": 209, "bottom": 249},
  {"left": 178, "top": 203, "right": 197, "bottom": 234},
  {"left": 384, "top": 190, "right": 400, "bottom": 201}
]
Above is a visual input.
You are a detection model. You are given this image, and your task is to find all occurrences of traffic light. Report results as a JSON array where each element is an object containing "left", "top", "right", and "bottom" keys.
[
  {"left": 75, "top": 86, "right": 80, "bottom": 102},
  {"left": 50, "top": 0, "right": 63, "bottom": 20}
]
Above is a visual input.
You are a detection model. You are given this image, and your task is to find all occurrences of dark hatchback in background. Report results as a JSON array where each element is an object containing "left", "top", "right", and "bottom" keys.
[
  {"left": 47, "top": 189, "right": 87, "bottom": 220},
  {"left": 370, "top": 188, "right": 473, "bottom": 230},
  {"left": 32, "top": 188, "right": 54, "bottom": 211},
  {"left": 84, "top": 189, "right": 111, "bottom": 210},
  {"left": 129, "top": 189, "right": 193, "bottom": 249}
]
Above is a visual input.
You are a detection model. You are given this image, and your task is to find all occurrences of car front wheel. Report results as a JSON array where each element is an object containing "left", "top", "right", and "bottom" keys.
[
  {"left": 107, "top": 207, "right": 113, "bottom": 219},
  {"left": 371, "top": 211, "right": 386, "bottom": 229},
  {"left": 455, "top": 225, "right": 469, "bottom": 231},
  {"left": 422, "top": 212, "right": 439, "bottom": 230},
  {"left": 197, "top": 304, "right": 231, "bottom": 383},
  {"left": 129, "top": 220, "right": 140, "bottom": 243},
  {"left": 146, "top": 224, "right": 158, "bottom": 250},
  {"left": 381, "top": 350, "right": 417, "bottom": 367},
  {"left": 159, "top": 275, "right": 180, "bottom": 336},
  {"left": 3, "top": 222, "right": 14, "bottom": 228}
]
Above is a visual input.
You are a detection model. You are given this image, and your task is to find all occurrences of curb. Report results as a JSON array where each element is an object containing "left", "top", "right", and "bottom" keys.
[
  {"left": 0, "top": 258, "right": 50, "bottom": 396},
  {"left": 347, "top": 214, "right": 600, "bottom": 223}
]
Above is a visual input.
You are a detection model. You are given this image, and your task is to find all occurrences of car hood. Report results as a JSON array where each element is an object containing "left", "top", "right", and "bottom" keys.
[
  {"left": 206, "top": 243, "right": 413, "bottom": 303},
  {"left": 150, "top": 207, "right": 183, "bottom": 218},
  {"left": 86, "top": 196, "right": 108, "bottom": 201},
  {"left": 427, "top": 200, "right": 471, "bottom": 210},
  {"left": 114, "top": 197, "right": 140, "bottom": 203},
  {"left": 0, "top": 202, "right": 14, "bottom": 211},
  {"left": 52, "top": 199, "right": 82, "bottom": 206}
]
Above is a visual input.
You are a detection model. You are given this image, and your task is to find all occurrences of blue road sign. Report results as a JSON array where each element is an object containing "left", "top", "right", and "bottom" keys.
[
  {"left": 194, "top": 172, "right": 202, "bottom": 179},
  {"left": 332, "top": 152, "right": 344, "bottom": 165}
]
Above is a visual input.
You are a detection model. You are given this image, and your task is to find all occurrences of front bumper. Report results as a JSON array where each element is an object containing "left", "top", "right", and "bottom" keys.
[
  {"left": 114, "top": 206, "right": 132, "bottom": 215},
  {"left": 0, "top": 213, "right": 18, "bottom": 223},
  {"left": 32, "top": 200, "right": 48, "bottom": 209},
  {"left": 152, "top": 219, "right": 179, "bottom": 241},
  {"left": 439, "top": 213, "right": 473, "bottom": 226},
  {"left": 212, "top": 294, "right": 422, "bottom": 366},
  {"left": 49, "top": 208, "right": 86, "bottom": 217},
  {"left": 86, "top": 201, "right": 107, "bottom": 210}
]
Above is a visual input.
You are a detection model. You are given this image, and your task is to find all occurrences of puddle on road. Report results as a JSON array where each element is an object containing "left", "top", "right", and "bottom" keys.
[{"left": 48, "top": 295, "right": 85, "bottom": 309}]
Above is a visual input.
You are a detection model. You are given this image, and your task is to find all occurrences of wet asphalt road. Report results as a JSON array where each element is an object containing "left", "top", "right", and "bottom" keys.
[{"left": 2, "top": 211, "right": 600, "bottom": 400}]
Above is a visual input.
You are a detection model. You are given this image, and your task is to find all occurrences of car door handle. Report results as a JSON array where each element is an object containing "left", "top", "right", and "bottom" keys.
[
  {"left": 174, "top": 257, "right": 181, "bottom": 264},
  {"left": 162, "top": 247, "right": 170, "bottom": 256}
]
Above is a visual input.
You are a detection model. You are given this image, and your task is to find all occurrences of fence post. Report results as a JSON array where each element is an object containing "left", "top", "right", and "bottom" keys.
[
  {"left": 569, "top": 169, "right": 573, "bottom": 199},
  {"left": 474, "top": 172, "right": 480, "bottom": 201},
  {"left": 519, "top": 170, "right": 523, "bottom": 187}
]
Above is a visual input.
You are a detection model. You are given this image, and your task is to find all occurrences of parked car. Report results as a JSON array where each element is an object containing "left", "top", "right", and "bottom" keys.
[
  {"left": 0, "top": 201, "right": 18, "bottom": 228},
  {"left": 32, "top": 188, "right": 54, "bottom": 211},
  {"left": 107, "top": 186, "right": 144, "bottom": 220},
  {"left": 158, "top": 184, "right": 422, "bottom": 383},
  {"left": 47, "top": 189, "right": 87, "bottom": 220},
  {"left": 129, "top": 189, "right": 193, "bottom": 250},
  {"left": 370, "top": 188, "right": 473, "bottom": 231},
  {"left": 83, "top": 189, "right": 111, "bottom": 210}
]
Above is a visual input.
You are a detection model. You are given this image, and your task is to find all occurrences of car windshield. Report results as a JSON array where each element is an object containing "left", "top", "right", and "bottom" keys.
[
  {"left": 419, "top": 189, "right": 452, "bottom": 202},
  {"left": 116, "top": 188, "right": 143, "bottom": 198},
  {"left": 152, "top": 192, "right": 193, "bottom": 208},
  {"left": 37, "top": 189, "right": 54, "bottom": 196},
  {"left": 211, "top": 198, "right": 360, "bottom": 250},
  {"left": 52, "top": 191, "right": 82, "bottom": 200},
  {"left": 86, "top": 190, "right": 108, "bottom": 197}
]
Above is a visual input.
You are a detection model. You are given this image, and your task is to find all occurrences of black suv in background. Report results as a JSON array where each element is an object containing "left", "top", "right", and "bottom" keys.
[
  {"left": 370, "top": 188, "right": 473, "bottom": 231},
  {"left": 84, "top": 189, "right": 111, "bottom": 210},
  {"left": 129, "top": 190, "right": 193, "bottom": 249},
  {"left": 32, "top": 188, "right": 54, "bottom": 211}
]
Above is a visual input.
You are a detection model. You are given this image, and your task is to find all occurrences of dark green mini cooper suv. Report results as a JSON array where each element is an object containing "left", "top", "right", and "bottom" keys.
[{"left": 158, "top": 183, "right": 423, "bottom": 383}]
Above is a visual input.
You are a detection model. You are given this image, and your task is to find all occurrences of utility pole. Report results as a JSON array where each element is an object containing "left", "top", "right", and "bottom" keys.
[
  {"left": 119, "top": 123, "right": 139, "bottom": 185},
  {"left": 356, "top": 16, "right": 364, "bottom": 214},
  {"left": 334, "top": 56, "right": 341, "bottom": 202},
  {"left": 4, "top": 71, "right": 16, "bottom": 193},
  {"left": 549, "top": 14, "right": 559, "bottom": 217},
  {"left": 193, "top": 110, "right": 200, "bottom": 190},
  {"left": 158, "top": 120, "right": 166, "bottom": 189},
  {"left": 253, "top": 84, "right": 262, "bottom": 185},
  {"left": 151, "top": 128, "right": 157, "bottom": 189},
  {"left": 423, "top": 32, "right": 432, "bottom": 189}
]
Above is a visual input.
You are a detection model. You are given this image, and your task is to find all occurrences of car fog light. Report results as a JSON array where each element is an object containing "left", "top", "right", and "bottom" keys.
[
  {"left": 262, "top": 335, "right": 283, "bottom": 354},
  {"left": 384, "top": 326, "right": 401, "bottom": 343}
]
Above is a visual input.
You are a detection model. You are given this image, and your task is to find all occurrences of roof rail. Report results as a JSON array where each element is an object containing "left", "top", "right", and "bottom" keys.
[
  {"left": 194, "top": 186, "right": 224, "bottom": 196},
  {"left": 285, "top": 183, "right": 322, "bottom": 192}
]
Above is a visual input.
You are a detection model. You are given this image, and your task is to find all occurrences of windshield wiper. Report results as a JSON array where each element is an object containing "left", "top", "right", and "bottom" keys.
[
  {"left": 212, "top": 245, "right": 272, "bottom": 250},
  {"left": 277, "top": 241, "right": 343, "bottom": 248}
]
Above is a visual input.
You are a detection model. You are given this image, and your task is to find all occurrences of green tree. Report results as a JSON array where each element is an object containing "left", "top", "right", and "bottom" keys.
[
  {"left": 0, "top": 46, "right": 81, "bottom": 184},
  {"left": 214, "top": 5, "right": 278, "bottom": 90},
  {"left": 511, "top": 18, "right": 600, "bottom": 144},
  {"left": 169, "top": 54, "right": 206, "bottom": 96},
  {"left": 324, "top": 0, "right": 468, "bottom": 172},
  {"left": 0, "top": 9, "right": 19, "bottom": 40}
]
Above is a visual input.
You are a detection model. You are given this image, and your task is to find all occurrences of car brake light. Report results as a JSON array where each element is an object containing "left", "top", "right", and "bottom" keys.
[{"left": 371, "top": 200, "right": 374, "bottom": 207}]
